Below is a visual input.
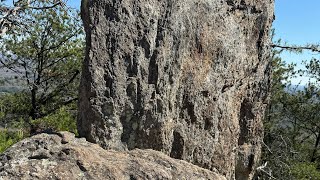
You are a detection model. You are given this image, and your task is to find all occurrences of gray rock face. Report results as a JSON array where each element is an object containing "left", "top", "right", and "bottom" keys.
[
  {"left": 0, "top": 132, "right": 226, "bottom": 180},
  {"left": 78, "top": 0, "right": 274, "bottom": 179}
]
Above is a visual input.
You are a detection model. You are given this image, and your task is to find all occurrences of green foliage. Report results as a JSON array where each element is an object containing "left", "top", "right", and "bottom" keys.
[
  {"left": 0, "top": 129, "right": 25, "bottom": 153},
  {"left": 0, "top": 92, "right": 31, "bottom": 126},
  {"left": 0, "top": 96, "right": 77, "bottom": 152},
  {"left": 0, "top": 1, "right": 83, "bottom": 153},
  {"left": 260, "top": 36, "right": 320, "bottom": 179},
  {"left": 0, "top": 0, "right": 84, "bottom": 132},
  {"left": 291, "top": 162, "right": 320, "bottom": 180},
  {"left": 257, "top": 30, "right": 320, "bottom": 180},
  {"left": 261, "top": 84, "right": 320, "bottom": 178},
  {"left": 31, "top": 105, "right": 77, "bottom": 135}
]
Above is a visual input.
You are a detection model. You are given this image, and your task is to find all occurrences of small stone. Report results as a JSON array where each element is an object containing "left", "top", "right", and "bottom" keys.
[{"left": 59, "top": 131, "right": 75, "bottom": 144}]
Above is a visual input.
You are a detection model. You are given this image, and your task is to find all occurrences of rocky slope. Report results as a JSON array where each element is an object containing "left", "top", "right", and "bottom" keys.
[
  {"left": 0, "top": 132, "right": 226, "bottom": 180},
  {"left": 78, "top": 0, "right": 274, "bottom": 179}
]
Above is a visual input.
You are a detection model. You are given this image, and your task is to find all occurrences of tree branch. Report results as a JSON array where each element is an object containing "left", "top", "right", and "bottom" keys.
[
  {"left": 0, "top": 0, "right": 66, "bottom": 37},
  {"left": 38, "top": 70, "right": 79, "bottom": 105},
  {"left": 271, "top": 44, "right": 320, "bottom": 53},
  {"left": 28, "top": 2, "right": 62, "bottom": 10},
  {"left": 38, "top": 97, "right": 78, "bottom": 118}
]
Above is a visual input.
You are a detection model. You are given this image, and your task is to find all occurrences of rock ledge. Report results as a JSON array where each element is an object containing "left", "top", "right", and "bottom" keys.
[{"left": 0, "top": 132, "right": 226, "bottom": 180}]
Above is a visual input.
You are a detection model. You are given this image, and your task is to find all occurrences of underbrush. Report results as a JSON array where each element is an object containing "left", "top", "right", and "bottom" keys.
[
  {"left": 0, "top": 129, "right": 25, "bottom": 153},
  {"left": 0, "top": 106, "right": 77, "bottom": 153}
]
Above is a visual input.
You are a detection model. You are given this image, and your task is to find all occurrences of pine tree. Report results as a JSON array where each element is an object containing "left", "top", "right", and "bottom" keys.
[{"left": 0, "top": 0, "right": 84, "bottom": 133}]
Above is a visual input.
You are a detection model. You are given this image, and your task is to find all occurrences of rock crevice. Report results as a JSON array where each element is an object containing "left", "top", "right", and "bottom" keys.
[{"left": 78, "top": 0, "right": 274, "bottom": 179}]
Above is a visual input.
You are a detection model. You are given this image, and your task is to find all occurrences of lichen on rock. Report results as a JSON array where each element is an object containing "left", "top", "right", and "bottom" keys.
[
  {"left": 0, "top": 132, "right": 226, "bottom": 180},
  {"left": 78, "top": 0, "right": 274, "bottom": 179}
]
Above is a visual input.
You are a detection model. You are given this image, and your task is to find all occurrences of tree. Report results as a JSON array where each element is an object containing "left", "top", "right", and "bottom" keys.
[
  {"left": 0, "top": 0, "right": 66, "bottom": 36},
  {"left": 257, "top": 42, "right": 295, "bottom": 179},
  {"left": 257, "top": 38, "right": 320, "bottom": 179},
  {"left": 0, "top": 0, "right": 84, "bottom": 132}
]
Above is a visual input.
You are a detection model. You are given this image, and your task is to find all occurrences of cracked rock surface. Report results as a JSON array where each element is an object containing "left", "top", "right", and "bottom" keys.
[
  {"left": 0, "top": 132, "right": 226, "bottom": 180},
  {"left": 78, "top": 0, "right": 274, "bottom": 179}
]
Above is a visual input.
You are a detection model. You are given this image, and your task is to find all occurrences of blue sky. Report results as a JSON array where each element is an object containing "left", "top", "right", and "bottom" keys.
[
  {"left": 274, "top": 0, "right": 320, "bottom": 45},
  {"left": 274, "top": 0, "right": 320, "bottom": 84},
  {"left": 67, "top": 0, "right": 80, "bottom": 9}
]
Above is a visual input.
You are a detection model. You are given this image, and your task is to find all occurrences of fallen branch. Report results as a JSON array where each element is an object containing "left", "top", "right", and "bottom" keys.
[{"left": 256, "top": 162, "right": 277, "bottom": 179}]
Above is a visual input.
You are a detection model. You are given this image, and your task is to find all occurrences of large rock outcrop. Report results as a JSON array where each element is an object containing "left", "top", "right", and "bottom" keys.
[
  {"left": 0, "top": 132, "right": 226, "bottom": 179},
  {"left": 78, "top": 0, "right": 274, "bottom": 179}
]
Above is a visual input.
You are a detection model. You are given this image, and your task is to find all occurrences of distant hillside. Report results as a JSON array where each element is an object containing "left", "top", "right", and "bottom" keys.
[
  {"left": 0, "top": 68, "right": 25, "bottom": 93},
  {"left": 285, "top": 84, "right": 305, "bottom": 93}
]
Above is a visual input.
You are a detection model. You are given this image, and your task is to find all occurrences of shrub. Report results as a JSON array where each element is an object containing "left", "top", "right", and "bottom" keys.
[
  {"left": 31, "top": 106, "right": 78, "bottom": 135},
  {"left": 291, "top": 162, "right": 320, "bottom": 180},
  {"left": 0, "top": 129, "right": 25, "bottom": 153}
]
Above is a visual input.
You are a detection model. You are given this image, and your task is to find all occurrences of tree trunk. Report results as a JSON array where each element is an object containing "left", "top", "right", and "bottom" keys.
[
  {"left": 311, "top": 129, "right": 320, "bottom": 162},
  {"left": 29, "top": 85, "right": 38, "bottom": 134}
]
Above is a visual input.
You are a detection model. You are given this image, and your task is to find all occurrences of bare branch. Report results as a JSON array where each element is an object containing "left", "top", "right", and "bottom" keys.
[
  {"left": 271, "top": 44, "right": 320, "bottom": 53},
  {"left": 262, "top": 140, "right": 273, "bottom": 154},
  {"left": 256, "top": 162, "right": 277, "bottom": 179},
  {"left": 28, "top": 2, "right": 62, "bottom": 10}
]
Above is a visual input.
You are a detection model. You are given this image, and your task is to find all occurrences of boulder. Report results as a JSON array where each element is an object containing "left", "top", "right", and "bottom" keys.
[
  {"left": 78, "top": 0, "right": 274, "bottom": 179},
  {"left": 0, "top": 132, "right": 226, "bottom": 180}
]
